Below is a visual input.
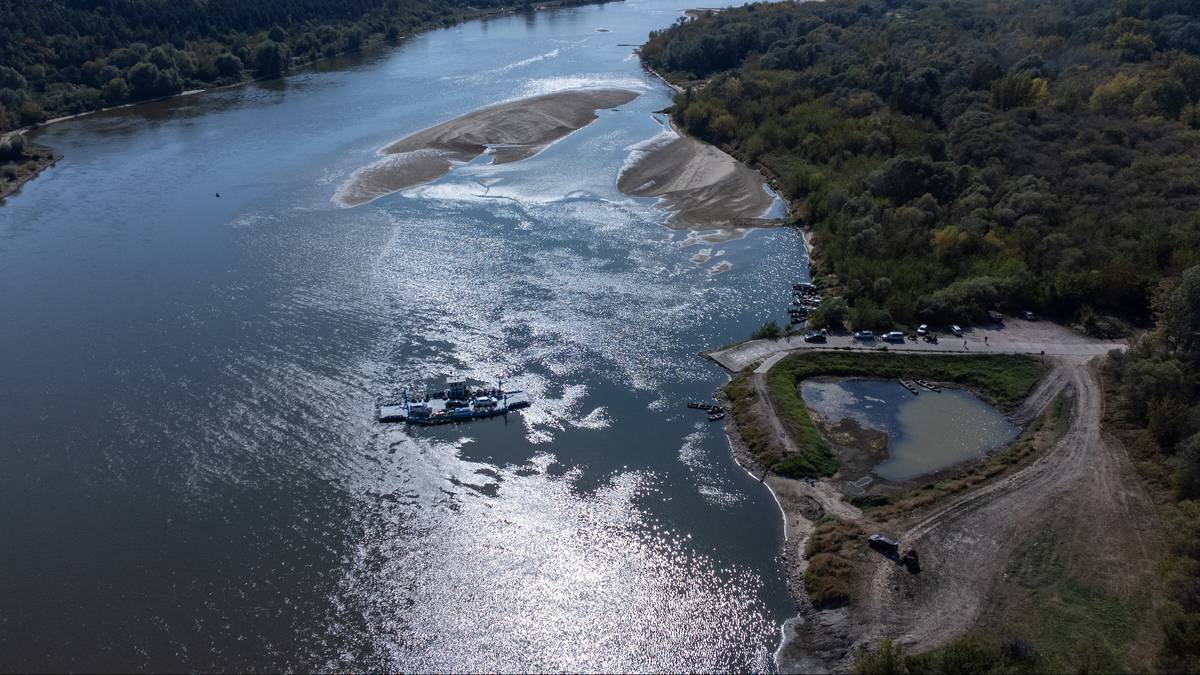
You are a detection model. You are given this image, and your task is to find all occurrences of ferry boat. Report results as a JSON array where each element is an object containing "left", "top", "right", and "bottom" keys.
[{"left": 378, "top": 377, "right": 530, "bottom": 425}]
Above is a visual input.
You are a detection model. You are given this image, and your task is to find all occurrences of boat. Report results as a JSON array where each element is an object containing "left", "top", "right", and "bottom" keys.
[
  {"left": 688, "top": 401, "right": 708, "bottom": 409},
  {"left": 708, "top": 411, "right": 725, "bottom": 421},
  {"left": 378, "top": 377, "right": 530, "bottom": 425},
  {"left": 915, "top": 379, "right": 941, "bottom": 392},
  {"left": 898, "top": 378, "right": 920, "bottom": 395}
]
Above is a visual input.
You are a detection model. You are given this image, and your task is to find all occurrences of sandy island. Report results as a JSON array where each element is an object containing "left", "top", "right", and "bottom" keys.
[
  {"left": 617, "top": 124, "right": 777, "bottom": 228},
  {"left": 336, "top": 88, "right": 639, "bottom": 206}
]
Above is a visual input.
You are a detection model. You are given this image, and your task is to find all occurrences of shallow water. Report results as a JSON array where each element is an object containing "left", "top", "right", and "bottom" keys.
[
  {"left": 0, "top": 1, "right": 804, "bottom": 671},
  {"left": 801, "top": 379, "right": 1019, "bottom": 481}
]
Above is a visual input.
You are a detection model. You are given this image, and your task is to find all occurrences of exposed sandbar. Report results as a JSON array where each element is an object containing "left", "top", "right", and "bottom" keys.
[
  {"left": 336, "top": 88, "right": 639, "bottom": 206},
  {"left": 617, "top": 127, "right": 777, "bottom": 228}
]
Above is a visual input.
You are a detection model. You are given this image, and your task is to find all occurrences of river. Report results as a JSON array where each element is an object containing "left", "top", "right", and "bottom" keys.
[{"left": 0, "top": 1, "right": 809, "bottom": 670}]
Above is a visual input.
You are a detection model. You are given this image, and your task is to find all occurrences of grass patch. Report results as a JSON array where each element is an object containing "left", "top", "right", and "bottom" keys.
[
  {"left": 726, "top": 351, "right": 1046, "bottom": 480},
  {"left": 856, "top": 634, "right": 1046, "bottom": 674},
  {"left": 804, "top": 518, "right": 866, "bottom": 608},
  {"left": 902, "top": 528, "right": 1157, "bottom": 674},
  {"left": 769, "top": 351, "right": 1046, "bottom": 411},
  {"left": 767, "top": 364, "right": 840, "bottom": 477}
]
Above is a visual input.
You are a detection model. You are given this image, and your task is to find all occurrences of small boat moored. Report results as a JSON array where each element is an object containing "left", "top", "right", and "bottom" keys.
[{"left": 915, "top": 379, "right": 941, "bottom": 392}]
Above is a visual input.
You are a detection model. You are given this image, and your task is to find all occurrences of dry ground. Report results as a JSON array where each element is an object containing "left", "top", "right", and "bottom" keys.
[{"left": 735, "top": 333, "right": 1161, "bottom": 672}]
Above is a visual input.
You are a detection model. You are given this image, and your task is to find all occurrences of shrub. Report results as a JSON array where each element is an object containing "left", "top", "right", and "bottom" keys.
[
  {"left": 852, "top": 639, "right": 908, "bottom": 675},
  {"left": 752, "top": 320, "right": 783, "bottom": 340}
]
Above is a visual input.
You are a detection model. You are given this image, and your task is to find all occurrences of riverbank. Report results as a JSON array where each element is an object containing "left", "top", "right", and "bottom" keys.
[
  {"left": 636, "top": 57, "right": 811, "bottom": 236},
  {"left": 0, "top": 0, "right": 619, "bottom": 206},
  {"left": 336, "top": 87, "right": 639, "bottom": 206},
  {"left": 0, "top": 143, "right": 61, "bottom": 203},
  {"left": 722, "top": 350, "right": 1055, "bottom": 671},
  {"left": 715, "top": 331, "right": 1154, "bottom": 671},
  {"left": 721, "top": 393, "right": 862, "bottom": 672},
  {"left": 616, "top": 117, "right": 780, "bottom": 228}
]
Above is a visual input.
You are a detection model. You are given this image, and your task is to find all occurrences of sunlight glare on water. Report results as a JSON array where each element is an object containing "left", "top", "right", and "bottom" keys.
[{"left": 0, "top": 1, "right": 807, "bottom": 670}]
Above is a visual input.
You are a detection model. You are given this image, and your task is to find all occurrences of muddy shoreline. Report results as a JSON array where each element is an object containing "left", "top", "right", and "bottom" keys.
[
  {"left": 718, "top": 388, "right": 857, "bottom": 672},
  {"left": 616, "top": 117, "right": 780, "bottom": 228},
  {"left": 0, "top": 146, "right": 61, "bottom": 203}
]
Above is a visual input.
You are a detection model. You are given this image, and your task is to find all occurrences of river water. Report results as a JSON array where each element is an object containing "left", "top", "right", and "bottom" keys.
[{"left": 0, "top": 2, "right": 808, "bottom": 671}]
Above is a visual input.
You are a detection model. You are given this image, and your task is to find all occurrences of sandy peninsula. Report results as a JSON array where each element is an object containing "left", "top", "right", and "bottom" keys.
[
  {"left": 336, "top": 87, "right": 640, "bottom": 206},
  {"left": 617, "top": 125, "right": 777, "bottom": 228}
]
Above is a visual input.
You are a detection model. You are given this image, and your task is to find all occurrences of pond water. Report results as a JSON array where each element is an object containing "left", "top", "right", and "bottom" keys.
[
  {"left": 0, "top": 1, "right": 805, "bottom": 671},
  {"left": 800, "top": 379, "right": 1020, "bottom": 481}
]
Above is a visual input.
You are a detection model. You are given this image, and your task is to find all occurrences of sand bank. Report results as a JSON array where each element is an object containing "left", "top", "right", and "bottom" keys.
[
  {"left": 336, "top": 87, "right": 639, "bottom": 206},
  {"left": 617, "top": 125, "right": 777, "bottom": 228}
]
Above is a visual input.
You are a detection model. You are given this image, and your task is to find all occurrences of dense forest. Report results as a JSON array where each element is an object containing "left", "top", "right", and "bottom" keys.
[
  {"left": 642, "top": 0, "right": 1200, "bottom": 331},
  {"left": 0, "top": 0, "right": 563, "bottom": 133},
  {"left": 1107, "top": 264, "right": 1200, "bottom": 673}
]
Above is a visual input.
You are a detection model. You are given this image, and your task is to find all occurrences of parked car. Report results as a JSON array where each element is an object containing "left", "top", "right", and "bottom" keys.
[
  {"left": 853, "top": 330, "right": 875, "bottom": 341},
  {"left": 1023, "top": 310, "right": 1037, "bottom": 321},
  {"left": 868, "top": 534, "right": 899, "bottom": 554},
  {"left": 950, "top": 324, "right": 963, "bottom": 337},
  {"left": 988, "top": 310, "right": 1004, "bottom": 324},
  {"left": 917, "top": 324, "right": 929, "bottom": 336},
  {"left": 883, "top": 331, "right": 905, "bottom": 343},
  {"left": 803, "top": 331, "right": 827, "bottom": 343}
]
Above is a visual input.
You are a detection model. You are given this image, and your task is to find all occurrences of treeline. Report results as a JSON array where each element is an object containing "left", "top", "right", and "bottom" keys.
[
  {"left": 642, "top": 0, "right": 1200, "bottom": 330},
  {"left": 0, "top": 0, "right": 527, "bottom": 131},
  {"left": 1107, "top": 264, "right": 1200, "bottom": 673}
]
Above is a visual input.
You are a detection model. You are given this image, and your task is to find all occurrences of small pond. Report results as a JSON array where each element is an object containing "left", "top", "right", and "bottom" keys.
[{"left": 800, "top": 378, "right": 1020, "bottom": 481}]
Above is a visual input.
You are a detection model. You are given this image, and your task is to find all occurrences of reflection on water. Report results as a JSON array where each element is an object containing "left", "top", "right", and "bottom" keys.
[
  {"left": 801, "top": 379, "right": 1019, "bottom": 481},
  {"left": 0, "top": 0, "right": 803, "bottom": 671}
]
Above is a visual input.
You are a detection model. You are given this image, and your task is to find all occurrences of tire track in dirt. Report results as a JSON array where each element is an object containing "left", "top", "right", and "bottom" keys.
[{"left": 856, "top": 357, "right": 1158, "bottom": 654}]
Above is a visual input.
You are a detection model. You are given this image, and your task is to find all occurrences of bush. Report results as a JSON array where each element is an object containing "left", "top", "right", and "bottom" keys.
[
  {"left": 936, "top": 635, "right": 1001, "bottom": 674},
  {"left": 0, "top": 133, "right": 26, "bottom": 161},
  {"left": 752, "top": 320, "right": 783, "bottom": 340},
  {"left": 810, "top": 296, "right": 849, "bottom": 329},
  {"left": 853, "top": 639, "right": 908, "bottom": 675},
  {"left": 849, "top": 299, "right": 893, "bottom": 331}
]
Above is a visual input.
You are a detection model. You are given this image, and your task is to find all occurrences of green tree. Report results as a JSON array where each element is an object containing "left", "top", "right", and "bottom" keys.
[
  {"left": 991, "top": 73, "right": 1047, "bottom": 110},
  {"left": 17, "top": 101, "right": 44, "bottom": 125},
  {"left": 810, "top": 296, "right": 849, "bottom": 329},
  {"left": 253, "top": 40, "right": 290, "bottom": 78},
  {"left": 127, "top": 62, "right": 161, "bottom": 98},
  {"left": 214, "top": 53, "right": 244, "bottom": 78},
  {"left": 101, "top": 77, "right": 129, "bottom": 105},
  {"left": 1157, "top": 266, "right": 1200, "bottom": 357}
]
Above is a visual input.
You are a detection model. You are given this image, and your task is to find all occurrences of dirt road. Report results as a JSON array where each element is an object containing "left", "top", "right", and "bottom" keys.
[
  {"left": 709, "top": 319, "right": 1123, "bottom": 373},
  {"left": 856, "top": 356, "right": 1159, "bottom": 657}
]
